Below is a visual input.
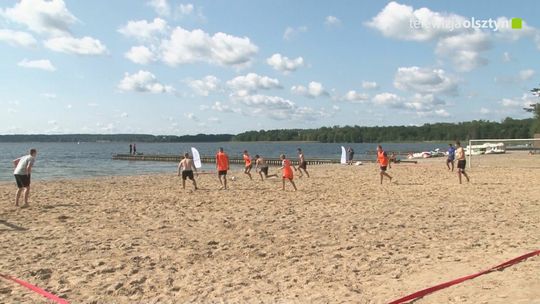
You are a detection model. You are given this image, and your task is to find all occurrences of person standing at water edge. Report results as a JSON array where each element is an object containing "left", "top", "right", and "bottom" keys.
[
  {"left": 280, "top": 154, "right": 297, "bottom": 191},
  {"left": 216, "top": 147, "right": 230, "bottom": 189},
  {"left": 13, "top": 148, "right": 37, "bottom": 207},
  {"left": 178, "top": 153, "right": 198, "bottom": 190},
  {"left": 255, "top": 155, "right": 278, "bottom": 181},
  {"left": 296, "top": 148, "right": 310, "bottom": 178},
  {"left": 455, "top": 141, "right": 470, "bottom": 184},
  {"left": 377, "top": 145, "right": 392, "bottom": 184},
  {"left": 243, "top": 150, "right": 253, "bottom": 180},
  {"left": 133, "top": 143, "right": 137, "bottom": 155},
  {"left": 129, "top": 143, "right": 133, "bottom": 155},
  {"left": 446, "top": 143, "right": 456, "bottom": 171},
  {"left": 347, "top": 147, "right": 355, "bottom": 165}
]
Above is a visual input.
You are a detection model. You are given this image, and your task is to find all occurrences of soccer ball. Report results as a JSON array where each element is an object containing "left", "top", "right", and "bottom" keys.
[{"left": 231, "top": 176, "right": 236, "bottom": 181}]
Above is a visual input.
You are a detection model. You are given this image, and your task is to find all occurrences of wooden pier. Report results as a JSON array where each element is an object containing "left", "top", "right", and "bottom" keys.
[{"left": 111, "top": 154, "right": 380, "bottom": 165}]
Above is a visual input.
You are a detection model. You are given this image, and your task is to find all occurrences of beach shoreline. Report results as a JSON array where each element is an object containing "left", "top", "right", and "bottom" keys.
[{"left": 1, "top": 153, "right": 539, "bottom": 303}]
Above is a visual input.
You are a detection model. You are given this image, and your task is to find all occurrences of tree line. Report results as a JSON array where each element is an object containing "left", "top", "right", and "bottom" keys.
[
  {"left": 232, "top": 118, "right": 535, "bottom": 143},
  {"left": 0, "top": 117, "right": 536, "bottom": 143}
]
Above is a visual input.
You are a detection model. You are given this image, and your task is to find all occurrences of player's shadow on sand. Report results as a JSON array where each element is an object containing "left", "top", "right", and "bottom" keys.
[
  {"left": 40, "top": 204, "right": 78, "bottom": 210},
  {"left": 0, "top": 219, "right": 28, "bottom": 232},
  {"left": 392, "top": 182, "right": 423, "bottom": 186}
]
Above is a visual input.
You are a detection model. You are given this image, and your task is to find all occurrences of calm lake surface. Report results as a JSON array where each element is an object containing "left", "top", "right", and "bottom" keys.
[{"left": 0, "top": 142, "right": 448, "bottom": 181}]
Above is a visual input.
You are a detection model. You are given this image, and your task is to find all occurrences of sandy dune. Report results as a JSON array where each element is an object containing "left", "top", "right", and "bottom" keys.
[{"left": 1, "top": 152, "right": 539, "bottom": 303}]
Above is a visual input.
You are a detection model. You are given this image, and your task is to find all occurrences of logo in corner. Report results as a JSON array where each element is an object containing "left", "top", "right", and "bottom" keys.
[{"left": 511, "top": 18, "right": 522, "bottom": 29}]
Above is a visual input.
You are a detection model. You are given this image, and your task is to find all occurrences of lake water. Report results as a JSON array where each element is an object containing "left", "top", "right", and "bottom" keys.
[{"left": 0, "top": 142, "right": 449, "bottom": 181}]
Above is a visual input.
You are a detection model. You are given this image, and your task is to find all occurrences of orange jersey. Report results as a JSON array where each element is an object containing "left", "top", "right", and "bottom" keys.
[
  {"left": 282, "top": 159, "right": 293, "bottom": 179},
  {"left": 216, "top": 152, "right": 229, "bottom": 171},
  {"left": 377, "top": 150, "right": 389, "bottom": 166},
  {"left": 243, "top": 154, "right": 251, "bottom": 166}
]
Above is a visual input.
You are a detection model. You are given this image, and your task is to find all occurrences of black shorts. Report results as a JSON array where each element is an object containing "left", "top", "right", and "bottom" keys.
[
  {"left": 14, "top": 174, "right": 31, "bottom": 188},
  {"left": 380, "top": 166, "right": 387, "bottom": 172},
  {"left": 245, "top": 164, "right": 252, "bottom": 170},
  {"left": 218, "top": 170, "right": 227, "bottom": 176},
  {"left": 182, "top": 170, "right": 194, "bottom": 180},
  {"left": 457, "top": 160, "right": 466, "bottom": 170},
  {"left": 260, "top": 167, "right": 269, "bottom": 176},
  {"left": 298, "top": 161, "right": 307, "bottom": 169}
]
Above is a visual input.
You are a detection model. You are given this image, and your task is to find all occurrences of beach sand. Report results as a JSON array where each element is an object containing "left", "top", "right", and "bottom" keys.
[{"left": 1, "top": 152, "right": 539, "bottom": 303}]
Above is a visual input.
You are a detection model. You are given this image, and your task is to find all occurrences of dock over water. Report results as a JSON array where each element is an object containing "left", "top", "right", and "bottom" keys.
[{"left": 111, "top": 154, "right": 362, "bottom": 165}]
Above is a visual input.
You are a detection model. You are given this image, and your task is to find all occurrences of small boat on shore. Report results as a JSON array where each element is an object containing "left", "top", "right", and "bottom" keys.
[
  {"left": 407, "top": 148, "right": 445, "bottom": 159},
  {"left": 466, "top": 143, "right": 506, "bottom": 156}
]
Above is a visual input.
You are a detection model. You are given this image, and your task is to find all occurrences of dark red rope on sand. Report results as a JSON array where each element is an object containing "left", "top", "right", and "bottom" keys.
[{"left": 388, "top": 250, "right": 540, "bottom": 304}]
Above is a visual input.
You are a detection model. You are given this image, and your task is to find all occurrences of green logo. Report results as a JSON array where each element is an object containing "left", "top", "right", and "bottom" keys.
[{"left": 511, "top": 18, "right": 522, "bottom": 29}]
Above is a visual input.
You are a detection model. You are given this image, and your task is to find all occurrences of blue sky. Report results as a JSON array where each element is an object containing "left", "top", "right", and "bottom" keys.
[{"left": 0, "top": 0, "right": 539, "bottom": 135}]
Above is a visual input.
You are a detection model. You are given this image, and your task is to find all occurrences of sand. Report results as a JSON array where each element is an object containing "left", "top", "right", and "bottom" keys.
[{"left": 0, "top": 152, "right": 539, "bottom": 303}]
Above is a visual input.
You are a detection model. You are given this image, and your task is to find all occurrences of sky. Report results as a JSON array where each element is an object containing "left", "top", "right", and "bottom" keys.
[{"left": 0, "top": 0, "right": 539, "bottom": 135}]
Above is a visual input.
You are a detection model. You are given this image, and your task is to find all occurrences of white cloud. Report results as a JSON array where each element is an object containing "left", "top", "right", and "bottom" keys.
[
  {"left": 120, "top": 112, "right": 128, "bottom": 118},
  {"left": 435, "top": 31, "right": 491, "bottom": 72},
  {"left": 44, "top": 36, "right": 107, "bottom": 55},
  {"left": 118, "top": 70, "right": 174, "bottom": 93},
  {"left": 227, "top": 73, "right": 281, "bottom": 92},
  {"left": 283, "top": 26, "right": 307, "bottom": 41},
  {"left": 266, "top": 53, "right": 304, "bottom": 73},
  {"left": 480, "top": 107, "right": 490, "bottom": 114},
  {"left": 118, "top": 18, "right": 167, "bottom": 41},
  {"left": 500, "top": 98, "right": 521, "bottom": 107},
  {"left": 291, "top": 81, "right": 328, "bottom": 98},
  {"left": 433, "top": 109, "right": 450, "bottom": 117},
  {"left": 0, "top": 29, "right": 37, "bottom": 47},
  {"left": 394, "top": 66, "right": 458, "bottom": 96},
  {"left": 366, "top": 2, "right": 524, "bottom": 72},
  {"left": 174, "top": 3, "right": 206, "bottom": 21},
  {"left": 160, "top": 26, "right": 258, "bottom": 67},
  {"left": 519, "top": 69, "right": 535, "bottom": 81},
  {"left": 502, "top": 52, "right": 512, "bottom": 62},
  {"left": 235, "top": 94, "right": 294, "bottom": 110},
  {"left": 1, "top": 0, "right": 78, "bottom": 36},
  {"left": 211, "top": 101, "right": 241, "bottom": 113},
  {"left": 325, "top": 16, "right": 342, "bottom": 27},
  {"left": 404, "top": 93, "right": 445, "bottom": 111},
  {"left": 125, "top": 46, "right": 156, "bottom": 65},
  {"left": 500, "top": 94, "right": 537, "bottom": 109},
  {"left": 342, "top": 90, "right": 369, "bottom": 103},
  {"left": 208, "top": 117, "right": 221, "bottom": 123},
  {"left": 185, "top": 112, "right": 199, "bottom": 121},
  {"left": 189, "top": 75, "right": 220, "bottom": 96},
  {"left": 495, "top": 69, "right": 537, "bottom": 84},
  {"left": 178, "top": 3, "right": 194, "bottom": 15},
  {"left": 41, "top": 93, "right": 57, "bottom": 99},
  {"left": 372, "top": 92, "right": 403, "bottom": 107},
  {"left": 233, "top": 93, "right": 327, "bottom": 121},
  {"left": 148, "top": 0, "right": 170, "bottom": 16},
  {"left": 366, "top": 1, "right": 466, "bottom": 42},
  {"left": 362, "top": 81, "right": 379, "bottom": 90},
  {"left": 17, "top": 58, "right": 56, "bottom": 71}
]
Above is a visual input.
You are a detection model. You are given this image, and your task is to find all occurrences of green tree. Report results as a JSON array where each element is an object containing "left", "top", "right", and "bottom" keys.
[{"left": 525, "top": 85, "right": 540, "bottom": 135}]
